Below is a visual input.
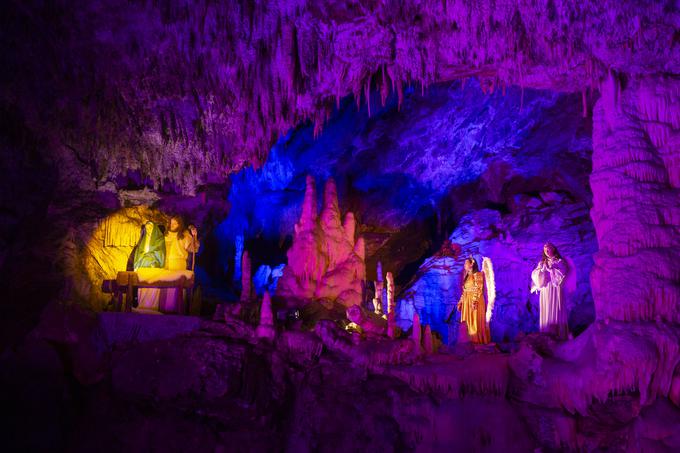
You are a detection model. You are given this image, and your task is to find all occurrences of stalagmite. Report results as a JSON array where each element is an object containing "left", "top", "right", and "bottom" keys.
[
  {"left": 240, "top": 251, "right": 252, "bottom": 302},
  {"left": 386, "top": 271, "right": 395, "bottom": 314},
  {"left": 373, "top": 261, "right": 384, "bottom": 314},
  {"left": 343, "top": 212, "right": 356, "bottom": 245},
  {"left": 298, "top": 174, "right": 318, "bottom": 232},
  {"left": 387, "top": 311, "right": 397, "bottom": 339},
  {"left": 412, "top": 312, "right": 423, "bottom": 355},
  {"left": 423, "top": 325, "right": 434, "bottom": 354},
  {"left": 320, "top": 177, "right": 342, "bottom": 230},
  {"left": 255, "top": 291, "right": 276, "bottom": 340},
  {"left": 277, "top": 176, "right": 366, "bottom": 307}
]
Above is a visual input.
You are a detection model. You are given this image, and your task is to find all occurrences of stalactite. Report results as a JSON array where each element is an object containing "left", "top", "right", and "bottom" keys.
[
  {"left": 240, "top": 250, "right": 252, "bottom": 302},
  {"left": 581, "top": 88, "right": 587, "bottom": 118},
  {"left": 380, "top": 64, "right": 389, "bottom": 106},
  {"left": 365, "top": 77, "right": 372, "bottom": 117},
  {"left": 13, "top": 0, "right": 678, "bottom": 197}
]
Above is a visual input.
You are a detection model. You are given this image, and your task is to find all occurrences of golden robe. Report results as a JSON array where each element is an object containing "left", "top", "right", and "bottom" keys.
[{"left": 458, "top": 271, "right": 490, "bottom": 344}]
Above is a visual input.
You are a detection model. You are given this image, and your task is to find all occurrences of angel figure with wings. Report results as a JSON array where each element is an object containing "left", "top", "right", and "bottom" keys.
[{"left": 446, "top": 256, "right": 496, "bottom": 344}]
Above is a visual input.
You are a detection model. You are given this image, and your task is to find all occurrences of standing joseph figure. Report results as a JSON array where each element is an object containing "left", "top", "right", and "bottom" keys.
[{"left": 160, "top": 216, "right": 200, "bottom": 313}]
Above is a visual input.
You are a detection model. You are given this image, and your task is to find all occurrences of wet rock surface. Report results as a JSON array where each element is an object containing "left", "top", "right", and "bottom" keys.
[{"left": 3, "top": 304, "right": 680, "bottom": 452}]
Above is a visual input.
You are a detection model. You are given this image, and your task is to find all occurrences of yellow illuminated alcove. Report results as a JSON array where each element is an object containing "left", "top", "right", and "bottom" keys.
[{"left": 83, "top": 206, "right": 168, "bottom": 310}]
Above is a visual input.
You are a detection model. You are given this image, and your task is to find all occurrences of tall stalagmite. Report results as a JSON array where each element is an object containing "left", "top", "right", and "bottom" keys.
[{"left": 277, "top": 176, "right": 366, "bottom": 306}]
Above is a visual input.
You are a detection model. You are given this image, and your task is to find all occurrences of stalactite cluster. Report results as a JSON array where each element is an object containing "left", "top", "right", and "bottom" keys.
[{"left": 3, "top": 0, "right": 678, "bottom": 193}]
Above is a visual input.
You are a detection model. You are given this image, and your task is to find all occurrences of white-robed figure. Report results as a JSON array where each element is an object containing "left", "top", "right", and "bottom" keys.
[{"left": 531, "top": 242, "right": 569, "bottom": 339}]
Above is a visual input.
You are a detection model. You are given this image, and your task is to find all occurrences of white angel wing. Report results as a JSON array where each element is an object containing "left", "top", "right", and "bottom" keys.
[{"left": 482, "top": 257, "right": 496, "bottom": 323}]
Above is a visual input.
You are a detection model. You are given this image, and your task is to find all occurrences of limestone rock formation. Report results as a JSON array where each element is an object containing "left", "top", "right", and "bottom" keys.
[
  {"left": 423, "top": 325, "right": 434, "bottom": 355},
  {"left": 80, "top": 206, "right": 167, "bottom": 309},
  {"left": 386, "top": 271, "right": 396, "bottom": 315},
  {"left": 387, "top": 311, "right": 398, "bottom": 340},
  {"left": 372, "top": 261, "right": 384, "bottom": 314},
  {"left": 240, "top": 251, "right": 252, "bottom": 302},
  {"left": 412, "top": 312, "right": 423, "bottom": 355},
  {"left": 398, "top": 197, "right": 597, "bottom": 344},
  {"left": 5, "top": 1, "right": 678, "bottom": 195},
  {"left": 255, "top": 291, "right": 276, "bottom": 341},
  {"left": 276, "top": 176, "right": 366, "bottom": 307},
  {"left": 590, "top": 74, "right": 680, "bottom": 323},
  {"left": 346, "top": 304, "right": 387, "bottom": 336}
]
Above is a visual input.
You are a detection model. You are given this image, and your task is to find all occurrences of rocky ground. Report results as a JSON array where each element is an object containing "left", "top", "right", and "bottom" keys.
[{"left": 3, "top": 303, "right": 679, "bottom": 452}]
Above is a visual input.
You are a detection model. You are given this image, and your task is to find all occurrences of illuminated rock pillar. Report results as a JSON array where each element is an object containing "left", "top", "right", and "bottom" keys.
[{"left": 256, "top": 291, "right": 276, "bottom": 340}]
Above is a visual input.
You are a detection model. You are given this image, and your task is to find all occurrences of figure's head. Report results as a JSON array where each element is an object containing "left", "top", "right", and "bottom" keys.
[
  {"left": 542, "top": 243, "right": 562, "bottom": 261},
  {"left": 464, "top": 257, "right": 479, "bottom": 274},
  {"left": 169, "top": 215, "right": 185, "bottom": 233},
  {"left": 144, "top": 221, "right": 154, "bottom": 235}
]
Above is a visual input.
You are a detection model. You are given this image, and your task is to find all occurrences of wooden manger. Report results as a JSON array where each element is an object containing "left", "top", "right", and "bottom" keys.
[{"left": 102, "top": 271, "right": 195, "bottom": 314}]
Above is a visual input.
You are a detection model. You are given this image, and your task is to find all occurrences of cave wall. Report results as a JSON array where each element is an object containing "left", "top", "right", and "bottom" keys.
[{"left": 591, "top": 74, "right": 680, "bottom": 322}]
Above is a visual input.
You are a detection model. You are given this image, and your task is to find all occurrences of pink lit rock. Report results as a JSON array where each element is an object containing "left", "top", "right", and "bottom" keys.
[
  {"left": 373, "top": 262, "right": 384, "bottom": 314},
  {"left": 32, "top": 301, "right": 108, "bottom": 386},
  {"left": 670, "top": 366, "right": 680, "bottom": 408},
  {"left": 509, "top": 321, "right": 680, "bottom": 416},
  {"left": 386, "top": 271, "right": 395, "bottom": 315},
  {"left": 346, "top": 304, "right": 387, "bottom": 336},
  {"left": 255, "top": 291, "right": 276, "bottom": 341},
  {"left": 590, "top": 75, "right": 680, "bottom": 323},
  {"left": 277, "top": 331, "right": 323, "bottom": 366},
  {"left": 277, "top": 177, "right": 366, "bottom": 307},
  {"left": 423, "top": 325, "right": 434, "bottom": 354},
  {"left": 384, "top": 353, "right": 510, "bottom": 400},
  {"left": 387, "top": 311, "right": 398, "bottom": 339},
  {"left": 314, "top": 319, "right": 414, "bottom": 367},
  {"left": 412, "top": 312, "right": 423, "bottom": 355}
]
